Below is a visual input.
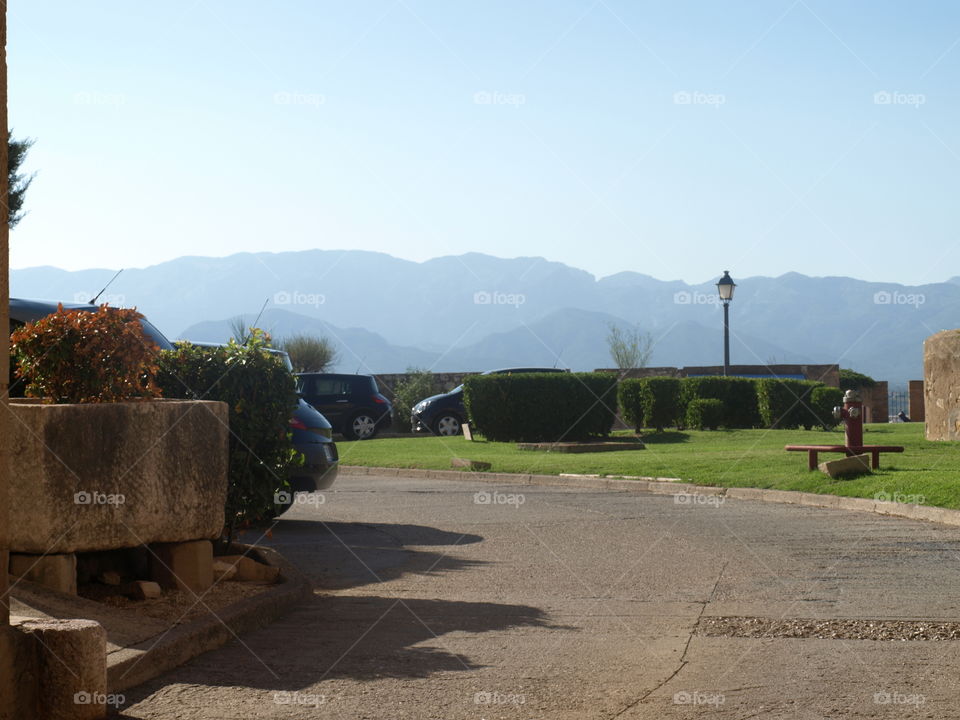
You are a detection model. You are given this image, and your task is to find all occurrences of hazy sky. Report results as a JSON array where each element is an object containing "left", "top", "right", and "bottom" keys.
[{"left": 8, "top": 1, "right": 960, "bottom": 285}]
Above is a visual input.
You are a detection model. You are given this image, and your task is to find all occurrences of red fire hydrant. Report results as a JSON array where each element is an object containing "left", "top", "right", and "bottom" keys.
[{"left": 833, "top": 389, "right": 863, "bottom": 449}]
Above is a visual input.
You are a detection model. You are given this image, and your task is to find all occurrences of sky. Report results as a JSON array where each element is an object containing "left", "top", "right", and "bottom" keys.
[{"left": 7, "top": 1, "right": 960, "bottom": 285}]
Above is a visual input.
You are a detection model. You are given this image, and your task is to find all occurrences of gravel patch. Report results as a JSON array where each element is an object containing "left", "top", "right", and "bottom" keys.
[{"left": 698, "top": 615, "right": 960, "bottom": 641}]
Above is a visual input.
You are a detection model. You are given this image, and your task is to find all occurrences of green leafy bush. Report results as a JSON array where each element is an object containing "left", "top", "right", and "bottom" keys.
[
  {"left": 810, "top": 385, "right": 844, "bottom": 429},
  {"left": 390, "top": 367, "right": 435, "bottom": 432},
  {"left": 839, "top": 368, "right": 876, "bottom": 389},
  {"left": 465, "top": 372, "right": 617, "bottom": 442},
  {"left": 10, "top": 303, "right": 161, "bottom": 403},
  {"left": 680, "top": 377, "right": 760, "bottom": 428},
  {"left": 686, "top": 398, "right": 724, "bottom": 430},
  {"left": 156, "top": 329, "right": 300, "bottom": 537},
  {"left": 756, "top": 378, "right": 825, "bottom": 429}
]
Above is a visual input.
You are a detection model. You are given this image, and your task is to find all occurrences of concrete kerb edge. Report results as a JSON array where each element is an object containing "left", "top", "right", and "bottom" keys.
[
  {"left": 339, "top": 465, "right": 960, "bottom": 527},
  {"left": 107, "top": 543, "right": 311, "bottom": 693}
]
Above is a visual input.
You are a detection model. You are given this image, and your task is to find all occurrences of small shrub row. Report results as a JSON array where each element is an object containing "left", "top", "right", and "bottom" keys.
[
  {"left": 619, "top": 375, "right": 843, "bottom": 431},
  {"left": 686, "top": 398, "right": 724, "bottom": 430},
  {"left": 464, "top": 372, "right": 617, "bottom": 442}
]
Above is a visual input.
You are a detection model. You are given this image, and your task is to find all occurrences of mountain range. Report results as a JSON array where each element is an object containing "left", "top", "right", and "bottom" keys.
[{"left": 10, "top": 250, "right": 960, "bottom": 386}]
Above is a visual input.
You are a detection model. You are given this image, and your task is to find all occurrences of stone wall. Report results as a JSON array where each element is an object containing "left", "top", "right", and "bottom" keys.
[
  {"left": 859, "top": 381, "right": 888, "bottom": 424},
  {"left": 909, "top": 380, "right": 925, "bottom": 422},
  {"left": 924, "top": 330, "right": 960, "bottom": 441}
]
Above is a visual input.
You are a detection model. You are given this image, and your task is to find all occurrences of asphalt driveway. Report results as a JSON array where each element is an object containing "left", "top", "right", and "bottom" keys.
[{"left": 119, "top": 473, "right": 960, "bottom": 718}]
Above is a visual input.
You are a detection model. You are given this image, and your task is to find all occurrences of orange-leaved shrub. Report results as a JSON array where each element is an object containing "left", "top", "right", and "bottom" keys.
[{"left": 11, "top": 303, "right": 161, "bottom": 403}]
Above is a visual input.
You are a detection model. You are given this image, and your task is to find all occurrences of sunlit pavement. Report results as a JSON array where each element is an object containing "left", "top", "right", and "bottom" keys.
[{"left": 119, "top": 474, "right": 960, "bottom": 719}]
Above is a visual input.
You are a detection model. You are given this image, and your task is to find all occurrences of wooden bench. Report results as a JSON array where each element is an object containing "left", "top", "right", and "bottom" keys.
[{"left": 785, "top": 444, "right": 904, "bottom": 471}]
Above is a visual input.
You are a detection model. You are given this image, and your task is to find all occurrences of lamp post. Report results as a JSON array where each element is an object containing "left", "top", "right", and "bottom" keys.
[{"left": 716, "top": 271, "right": 736, "bottom": 376}]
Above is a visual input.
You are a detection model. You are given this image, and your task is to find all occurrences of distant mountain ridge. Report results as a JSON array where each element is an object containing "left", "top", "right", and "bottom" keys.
[{"left": 11, "top": 250, "right": 960, "bottom": 384}]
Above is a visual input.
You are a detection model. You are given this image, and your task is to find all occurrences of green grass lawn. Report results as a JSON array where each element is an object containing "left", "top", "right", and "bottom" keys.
[{"left": 337, "top": 423, "right": 960, "bottom": 509}]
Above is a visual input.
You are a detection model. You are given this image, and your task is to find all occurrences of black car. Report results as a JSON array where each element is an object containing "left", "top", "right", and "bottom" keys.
[
  {"left": 296, "top": 372, "right": 393, "bottom": 440},
  {"left": 412, "top": 367, "right": 569, "bottom": 436}
]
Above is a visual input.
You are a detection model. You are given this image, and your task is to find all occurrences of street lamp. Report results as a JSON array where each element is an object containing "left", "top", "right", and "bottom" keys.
[{"left": 716, "top": 270, "right": 736, "bottom": 376}]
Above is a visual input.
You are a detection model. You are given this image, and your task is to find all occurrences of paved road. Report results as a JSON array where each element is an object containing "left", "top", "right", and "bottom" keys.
[{"left": 121, "top": 474, "right": 960, "bottom": 719}]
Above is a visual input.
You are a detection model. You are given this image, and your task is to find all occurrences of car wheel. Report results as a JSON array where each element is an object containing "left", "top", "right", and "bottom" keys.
[
  {"left": 433, "top": 414, "right": 462, "bottom": 437},
  {"left": 346, "top": 412, "right": 378, "bottom": 440}
]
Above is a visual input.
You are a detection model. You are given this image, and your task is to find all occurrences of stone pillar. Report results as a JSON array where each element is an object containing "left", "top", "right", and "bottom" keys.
[
  {"left": 908, "top": 380, "right": 925, "bottom": 422},
  {"left": 924, "top": 330, "right": 960, "bottom": 441},
  {"left": 0, "top": 3, "right": 14, "bottom": 717}
]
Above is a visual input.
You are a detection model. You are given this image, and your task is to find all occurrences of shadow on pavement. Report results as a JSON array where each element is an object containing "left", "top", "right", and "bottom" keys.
[
  {"left": 116, "top": 594, "right": 567, "bottom": 710},
  {"left": 254, "top": 520, "right": 486, "bottom": 590}
]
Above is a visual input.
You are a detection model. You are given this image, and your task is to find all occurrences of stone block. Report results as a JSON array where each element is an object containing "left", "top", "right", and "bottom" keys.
[
  {"left": 213, "top": 560, "right": 237, "bottom": 582},
  {"left": 150, "top": 540, "right": 213, "bottom": 594},
  {"left": 8, "top": 399, "right": 229, "bottom": 554},
  {"left": 924, "top": 330, "right": 960, "bottom": 441},
  {"left": 15, "top": 617, "right": 107, "bottom": 720},
  {"left": 124, "top": 581, "right": 162, "bottom": 600},
  {"left": 9, "top": 553, "right": 77, "bottom": 595},
  {"left": 462, "top": 423, "right": 474, "bottom": 441},
  {"left": 819, "top": 453, "right": 871, "bottom": 479},
  {"left": 214, "top": 555, "right": 281, "bottom": 584}
]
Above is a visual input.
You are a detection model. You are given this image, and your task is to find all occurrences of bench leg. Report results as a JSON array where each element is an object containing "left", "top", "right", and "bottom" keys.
[
  {"left": 808, "top": 451, "right": 817, "bottom": 471},
  {"left": 871, "top": 451, "right": 880, "bottom": 470}
]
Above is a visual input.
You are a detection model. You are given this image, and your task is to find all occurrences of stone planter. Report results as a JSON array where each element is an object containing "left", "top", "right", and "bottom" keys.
[{"left": 8, "top": 399, "right": 228, "bottom": 554}]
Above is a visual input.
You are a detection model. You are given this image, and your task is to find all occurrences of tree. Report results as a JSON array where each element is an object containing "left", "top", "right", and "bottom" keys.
[
  {"left": 8, "top": 135, "right": 35, "bottom": 228},
  {"left": 228, "top": 316, "right": 252, "bottom": 344},
  {"left": 606, "top": 323, "right": 653, "bottom": 370},
  {"left": 839, "top": 368, "right": 876, "bottom": 389},
  {"left": 281, "top": 334, "right": 339, "bottom": 373}
]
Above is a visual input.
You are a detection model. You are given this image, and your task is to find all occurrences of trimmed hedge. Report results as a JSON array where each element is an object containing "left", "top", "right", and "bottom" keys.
[
  {"left": 680, "top": 377, "right": 760, "bottom": 429},
  {"left": 686, "top": 398, "right": 724, "bottom": 430},
  {"left": 617, "top": 377, "right": 681, "bottom": 431},
  {"left": 810, "top": 385, "right": 844, "bottom": 429},
  {"left": 464, "top": 372, "right": 617, "bottom": 442},
  {"left": 756, "top": 378, "right": 828, "bottom": 430}
]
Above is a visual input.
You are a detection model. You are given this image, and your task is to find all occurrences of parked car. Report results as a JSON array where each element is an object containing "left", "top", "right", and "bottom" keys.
[
  {"left": 412, "top": 367, "right": 569, "bottom": 436},
  {"left": 8, "top": 298, "right": 175, "bottom": 397},
  {"left": 296, "top": 372, "right": 392, "bottom": 440}
]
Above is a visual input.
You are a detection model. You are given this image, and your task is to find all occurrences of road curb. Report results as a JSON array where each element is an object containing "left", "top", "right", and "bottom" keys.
[
  {"left": 108, "top": 544, "right": 311, "bottom": 692},
  {"left": 340, "top": 464, "right": 960, "bottom": 527}
]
